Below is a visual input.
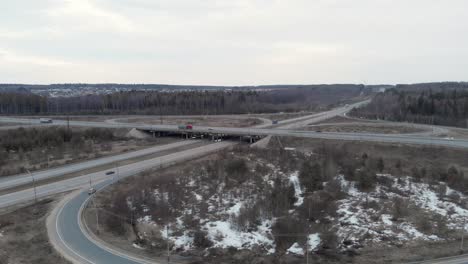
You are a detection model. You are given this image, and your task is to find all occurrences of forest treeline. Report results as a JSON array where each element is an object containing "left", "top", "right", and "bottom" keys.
[
  {"left": 0, "top": 85, "right": 366, "bottom": 115},
  {"left": 351, "top": 88, "right": 468, "bottom": 128}
]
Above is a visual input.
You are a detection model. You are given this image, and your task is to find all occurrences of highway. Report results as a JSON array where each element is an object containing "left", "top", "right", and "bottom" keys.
[
  {"left": 0, "top": 140, "right": 201, "bottom": 192},
  {"left": 2, "top": 101, "right": 468, "bottom": 264},
  {"left": 0, "top": 102, "right": 368, "bottom": 135},
  {"left": 0, "top": 141, "right": 233, "bottom": 208}
]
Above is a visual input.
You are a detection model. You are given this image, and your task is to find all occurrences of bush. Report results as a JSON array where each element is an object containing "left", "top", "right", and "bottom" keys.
[
  {"left": 234, "top": 203, "right": 261, "bottom": 232},
  {"left": 225, "top": 159, "right": 249, "bottom": 184},
  {"left": 356, "top": 169, "right": 377, "bottom": 192},
  {"left": 392, "top": 197, "right": 410, "bottom": 220},
  {"left": 299, "top": 161, "right": 323, "bottom": 192},
  {"left": 272, "top": 215, "right": 307, "bottom": 253},
  {"left": 193, "top": 230, "right": 213, "bottom": 248}
]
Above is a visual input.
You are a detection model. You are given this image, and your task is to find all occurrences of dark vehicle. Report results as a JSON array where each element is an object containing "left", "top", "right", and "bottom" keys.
[
  {"left": 272, "top": 120, "right": 279, "bottom": 124},
  {"left": 39, "top": 118, "right": 53, "bottom": 123},
  {"left": 105, "top": 171, "right": 115, "bottom": 175}
]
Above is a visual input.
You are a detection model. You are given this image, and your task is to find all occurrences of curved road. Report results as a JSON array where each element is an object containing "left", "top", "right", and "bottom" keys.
[
  {"left": 50, "top": 180, "right": 153, "bottom": 264},
  {"left": 48, "top": 142, "right": 235, "bottom": 264},
  {"left": 3, "top": 101, "right": 468, "bottom": 263}
]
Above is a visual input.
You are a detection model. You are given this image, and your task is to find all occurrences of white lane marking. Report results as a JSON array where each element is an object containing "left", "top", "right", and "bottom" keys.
[
  {"left": 77, "top": 188, "right": 158, "bottom": 264},
  {"left": 56, "top": 194, "right": 98, "bottom": 264}
]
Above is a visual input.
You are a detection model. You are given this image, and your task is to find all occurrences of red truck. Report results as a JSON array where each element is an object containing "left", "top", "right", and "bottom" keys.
[{"left": 178, "top": 124, "right": 193, "bottom": 130}]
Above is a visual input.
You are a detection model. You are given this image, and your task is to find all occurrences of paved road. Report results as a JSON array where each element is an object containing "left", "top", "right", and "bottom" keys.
[
  {"left": 3, "top": 100, "right": 468, "bottom": 264},
  {"left": 105, "top": 114, "right": 273, "bottom": 128},
  {"left": 274, "top": 100, "right": 370, "bottom": 129},
  {"left": 408, "top": 255, "right": 468, "bottom": 264},
  {"left": 0, "top": 141, "right": 233, "bottom": 208},
  {"left": 0, "top": 102, "right": 368, "bottom": 135},
  {"left": 0, "top": 140, "right": 200, "bottom": 191},
  {"left": 46, "top": 141, "right": 234, "bottom": 264}
]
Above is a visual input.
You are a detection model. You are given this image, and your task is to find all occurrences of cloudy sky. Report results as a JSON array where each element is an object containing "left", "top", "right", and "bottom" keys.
[{"left": 1, "top": 0, "right": 467, "bottom": 85}]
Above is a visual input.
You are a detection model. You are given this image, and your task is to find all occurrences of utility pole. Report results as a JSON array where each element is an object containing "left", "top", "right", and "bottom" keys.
[
  {"left": 462, "top": 217, "right": 466, "bottom": 252},
  {"left": 166, "top": 225, "right": 171, "bottom": 263}
]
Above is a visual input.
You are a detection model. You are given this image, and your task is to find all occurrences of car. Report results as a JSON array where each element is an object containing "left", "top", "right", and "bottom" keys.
[
  {"left": 208, "top": 128, "right": 214, "bottom": 131},
  {"left": 88, "top": 188, "right": 96, "bottom": 195},
  {"left": 105, "top": 171, "right": 115, "bottom": 175},
  {"left": 39, "top": 118, "right": 53, "bottom": 123}
]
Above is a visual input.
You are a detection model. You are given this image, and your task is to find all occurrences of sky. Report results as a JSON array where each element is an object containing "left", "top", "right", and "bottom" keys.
[{"left": 1, "top": 0, "right": 467, "bottom": 85}]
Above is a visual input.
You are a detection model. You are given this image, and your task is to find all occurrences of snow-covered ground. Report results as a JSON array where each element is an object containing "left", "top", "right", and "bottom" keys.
[
  {"left": 132, "top": 155, "right": 467, "bottom": 257},
  {"left": 336, "top": 174, "right": 468, "bottom": 248}
]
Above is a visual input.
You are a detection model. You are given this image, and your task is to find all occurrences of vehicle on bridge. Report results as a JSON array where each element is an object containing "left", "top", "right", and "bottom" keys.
[{"left": 178, "top": 124, "right": 193, "bottom": 130}]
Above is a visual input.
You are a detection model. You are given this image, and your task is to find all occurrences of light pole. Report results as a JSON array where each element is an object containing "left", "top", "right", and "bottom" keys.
[
  {"left": 88, "top": 178, "right": 99, "bottom": 234},
  {"left": 94, "top": 198, "right": 99, "bottom": 234},
  {"left": 461, "top": 197, "right": 468, "bottom": 252},
  {"left": 27, "top": 170, "right": 37, "bottom": 204},
  {"left": 115, "top": 162, "right": 120, "bottom": 182}
]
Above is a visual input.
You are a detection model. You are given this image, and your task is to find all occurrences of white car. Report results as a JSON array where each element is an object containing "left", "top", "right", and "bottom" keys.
[{"left": 88, "top": 188, "right": 96, "bottom": 195}]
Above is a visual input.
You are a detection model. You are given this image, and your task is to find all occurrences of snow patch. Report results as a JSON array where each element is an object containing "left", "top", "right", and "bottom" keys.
[
  {"left": 203, "top": 219, "right": 275, "bottom": 253},
  {"left": 289, "top": 171, "right": 303, "bottom": 206},
  {"left": 308, "top": 233, "right": 321, "bottom": 251},
  {"left": 132, "top": 243, "right": 145, "bottom": 249},
  {"left": 287, "top": 242, "right": 304, "bottom": 255},
  {"left": 227, "top": 201, "right": 243, "bottom": 216}
]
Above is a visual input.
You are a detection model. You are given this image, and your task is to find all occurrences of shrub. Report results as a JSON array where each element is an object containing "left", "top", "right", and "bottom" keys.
[{"left": 193, "top": 230, "right": 213, "bottom": 248}]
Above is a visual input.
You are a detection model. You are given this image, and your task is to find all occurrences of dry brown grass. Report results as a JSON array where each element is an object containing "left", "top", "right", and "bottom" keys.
[
  {"left": 0, "top": 196, "right": 70, "bottom": 264},
  {"left": 119, "top": 116, "right": 261, "bottom": 127},
  {"left": 301, "top": 123, "right": 425, "bottom": 134}
]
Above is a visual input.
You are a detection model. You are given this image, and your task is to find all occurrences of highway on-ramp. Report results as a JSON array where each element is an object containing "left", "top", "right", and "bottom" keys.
[{"left": 48, "top": 141, "right": 235, "bottom": 264}]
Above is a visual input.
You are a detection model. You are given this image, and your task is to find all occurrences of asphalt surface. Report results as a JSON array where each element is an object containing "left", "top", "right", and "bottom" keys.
[
  {"left": 0, "top": 102, "right": 368, "bottom": 135},
  {"left": 54, "top": 184, "right": 145, "bottom": 264},
  {"left": 52, "top": 181, "right": 160, "bottom": 264},
  {"left": 0, "top": 140, "right": 200, "bottom": 191},
  {"left": 0, "top": 141, "right": 231, "bottom": 208},
  {"left": 2, "top": 101, "right": 468, "bottom": 264},
  {"left": 48, "top": 141, "right": 234, "bottom": 264}
]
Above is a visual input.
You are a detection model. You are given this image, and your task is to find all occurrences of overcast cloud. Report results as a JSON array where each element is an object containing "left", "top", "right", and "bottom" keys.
[{"left": 1, "top": 0, "right": 467, "bottom": 85}]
